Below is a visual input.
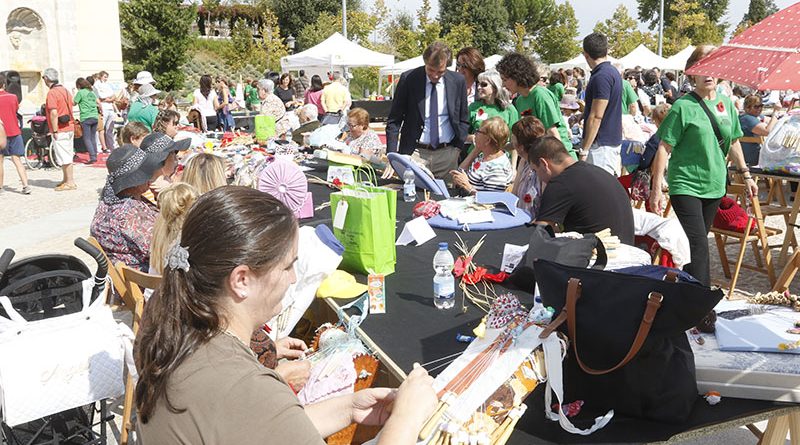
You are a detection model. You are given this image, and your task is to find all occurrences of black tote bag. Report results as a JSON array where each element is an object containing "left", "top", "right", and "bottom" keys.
[{"left": 535, "top": 259, "right": 723, "bottom": 423}]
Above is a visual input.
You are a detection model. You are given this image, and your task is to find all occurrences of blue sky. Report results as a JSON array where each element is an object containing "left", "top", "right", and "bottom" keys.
[{"left": 368, "top": 0, "right": 798, "bottom": 37}]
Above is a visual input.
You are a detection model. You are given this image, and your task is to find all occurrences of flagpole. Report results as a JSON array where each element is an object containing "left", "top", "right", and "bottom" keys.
[{"left": 343, "top": 0, "right": 348, "bottom": 39}]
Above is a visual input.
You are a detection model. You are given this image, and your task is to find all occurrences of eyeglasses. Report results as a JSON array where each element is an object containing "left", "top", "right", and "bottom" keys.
[
  {"left": 478, "top": 81, "right": 490, "bottom": 87},
  {"left": 754, "top": 104, "right": 764, "bottom": 108},
  {"left": 626, "top": 76, "right": 636, "bottom": 80},
  {"left": 456, "top": 62, "right": 465, "bottom": 69}
]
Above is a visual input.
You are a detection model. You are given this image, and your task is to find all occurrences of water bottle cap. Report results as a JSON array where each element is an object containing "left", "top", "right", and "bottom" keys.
[{"left": 438, "top": 242, "right": 448, "bottom": 250}]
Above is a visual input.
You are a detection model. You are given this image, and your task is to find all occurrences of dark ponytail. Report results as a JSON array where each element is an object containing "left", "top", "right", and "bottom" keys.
[{"left": 135, "top": 186, "right": 298, "bottom": 423}]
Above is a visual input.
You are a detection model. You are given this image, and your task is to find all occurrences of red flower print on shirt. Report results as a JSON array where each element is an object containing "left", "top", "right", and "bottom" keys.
[
  {"left": 716, "top": 101, "right": 725, "bottom": 113},
  {"left": 524, "top": 193, "right": 532, "bottom": 203},
  {"left": 473, "top": 161, "right": 481, "bottom": 171}
]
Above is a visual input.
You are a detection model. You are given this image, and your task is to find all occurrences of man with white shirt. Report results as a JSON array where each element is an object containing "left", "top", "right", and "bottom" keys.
[{"left": 385, "top": 41, "right": 469, "bottom": 180}]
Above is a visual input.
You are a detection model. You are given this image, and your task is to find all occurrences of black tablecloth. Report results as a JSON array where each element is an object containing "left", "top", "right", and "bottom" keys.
[{"left": 300, "top": 160, "right": 795, "bottom": 443}]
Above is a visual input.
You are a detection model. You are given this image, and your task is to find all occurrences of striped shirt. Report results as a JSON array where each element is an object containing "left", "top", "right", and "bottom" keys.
[{"left": 466, "top": 153, "right": 514, "bottom": 192}]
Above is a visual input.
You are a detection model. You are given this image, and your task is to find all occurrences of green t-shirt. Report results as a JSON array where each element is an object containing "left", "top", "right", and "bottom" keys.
[
  {"left": 468, "top": 101, "right": 520, "bottom": 134},
  {"left": 74, "top": 89, "right": 99, "bottom": 121},
  {"left": 246, "top": 85, "right": 260, "bottom": 105},
  {"left": 514, "top": 86, "right": 576, "bottom": 159},
  {"left": 547, "top": 83, "right": 565, "bottom": 101},
  {"left": 621, "top": 81, "right": 638, "bottom": 115},
  {"left": 656, "top": 94, "right": 743, "bottom": 199},
  {"left": 127, "top": 100, "right": 159, "bottom": 131}
]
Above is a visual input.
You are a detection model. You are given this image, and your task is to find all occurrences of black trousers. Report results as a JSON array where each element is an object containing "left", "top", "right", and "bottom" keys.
[{"left": 670, "top": 194, "right": 722, "bottom": 286}]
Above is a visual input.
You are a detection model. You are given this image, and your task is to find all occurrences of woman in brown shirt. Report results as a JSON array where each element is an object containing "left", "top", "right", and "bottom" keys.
[{"left": 135, "top": 186, "right": 436, "bottom": 444}]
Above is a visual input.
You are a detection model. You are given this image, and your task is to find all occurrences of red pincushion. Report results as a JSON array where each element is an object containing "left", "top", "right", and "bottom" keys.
[{"left": 413, "top": 200, "right": 441, "bottom": 219}]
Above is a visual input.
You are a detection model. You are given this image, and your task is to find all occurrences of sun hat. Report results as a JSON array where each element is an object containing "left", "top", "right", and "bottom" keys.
[
  {"left": 133, "top": 71, "right": 156, "bottom": 85},
  {"left": 316, "top": 270, "right": 368, "bottom": 299},
  {"left": 140, "top": 132, "right": 192, "bottom": 157},
  {"left": 560, "top": 94, "right": 580, "bottom": 110},
  {"left": 105, "top": 145, "right": 163, "bottom": 195},
  {"left": 137, "top": 83, "right": 161, "bottom": 98}
]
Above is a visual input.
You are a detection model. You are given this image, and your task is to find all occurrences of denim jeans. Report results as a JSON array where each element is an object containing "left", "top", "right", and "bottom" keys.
[{"left": 81, "top": 117, "right": 98, "bottom": 161}]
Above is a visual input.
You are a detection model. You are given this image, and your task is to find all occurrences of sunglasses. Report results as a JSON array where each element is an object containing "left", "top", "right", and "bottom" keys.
[
  {"left": 478, "top": 81, "right": 491, "bottom": 87},
  {"left": 626, "top": 76, "right": 636, "bottom": 80},
  {"left": 456, "top": 63, "right": 465, "bottom": 69},
  {"left": 754, "top": 104, "right": 764, "bottom": 108}
]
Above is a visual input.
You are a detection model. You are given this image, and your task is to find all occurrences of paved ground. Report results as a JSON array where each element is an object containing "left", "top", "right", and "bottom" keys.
[{"left": 0, "top": 158, "right": 797, "bottom": 444}]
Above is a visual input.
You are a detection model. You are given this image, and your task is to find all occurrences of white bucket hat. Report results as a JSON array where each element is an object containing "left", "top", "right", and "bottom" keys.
[{"left": 133, "top": 71, "right": 156, "bottom": 85}]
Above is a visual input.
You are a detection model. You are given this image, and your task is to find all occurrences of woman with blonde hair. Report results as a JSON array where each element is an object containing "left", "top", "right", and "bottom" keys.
[
  {"left": 450, "top": 116, "right": 514, "bottom": 193},
  {"left": 149, "top": 182, "right": 199, "bottom": 275},
  {"left": 181, "top": 153, "right": 227, "bottom": 194}
]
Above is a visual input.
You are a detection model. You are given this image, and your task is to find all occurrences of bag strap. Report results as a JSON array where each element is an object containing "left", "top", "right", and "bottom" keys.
[
  {"left": 588, "top": 235, "right": 607, "bottom": 270},
  {"left": 566, "top": 279, "right": 664, "bottom": 375},
  {"left": 689, "top": 91, "right": 725, "bottom": 154}
]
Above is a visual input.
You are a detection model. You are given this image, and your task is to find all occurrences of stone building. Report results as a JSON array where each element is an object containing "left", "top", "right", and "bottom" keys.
[{"left": 0, "top": 0, "right": 124, "bottom": 114}]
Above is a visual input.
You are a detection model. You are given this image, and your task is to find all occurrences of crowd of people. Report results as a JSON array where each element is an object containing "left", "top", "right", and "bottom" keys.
[{"left": 2, "top": 27, "right": 798, "bottom": 444}]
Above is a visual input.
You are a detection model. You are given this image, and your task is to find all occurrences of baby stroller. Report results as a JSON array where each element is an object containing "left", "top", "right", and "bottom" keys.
[
  {"left": 23, "top": 115, "right": 58, "bottom": 170},
  {"left": 0, "top": 239, "right": 115, "bottom": 445}
]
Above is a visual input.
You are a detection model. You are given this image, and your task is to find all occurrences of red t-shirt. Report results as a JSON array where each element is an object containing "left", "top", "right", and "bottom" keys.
[
  {"left": 45, "top": 85, "right": 75, "bottom": 132},
  {"left": 0, "top": 91, "right": 21, "bottom": 137}
]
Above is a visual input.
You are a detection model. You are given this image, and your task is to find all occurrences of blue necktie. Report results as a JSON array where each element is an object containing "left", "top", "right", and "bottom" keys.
[{"left": 429, "top": 81, "right": 439, "bottom": 148}]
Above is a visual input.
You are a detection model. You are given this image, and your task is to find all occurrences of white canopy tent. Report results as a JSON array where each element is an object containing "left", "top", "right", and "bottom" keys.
[
  {"left": 378, "top": 56, "right": 424, "bottom": 77},
  {"left": 618, "top": 44, "right": 670, "bottom": 70},
  {"left": 280, "top": 32, "right": 394, "bottom": 71},
  {"left": 663, "top": 45, "right": 696, "bottom": 71},
  {"left": 549, "top": 54, "right": 618, "bottom": 73},
  {"left": 484, "top": 54, "right": 503, "bottom": 69}
]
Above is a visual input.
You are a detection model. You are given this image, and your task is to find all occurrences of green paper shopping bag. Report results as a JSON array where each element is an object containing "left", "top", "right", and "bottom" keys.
[
  {"left": 330, "top": 185, "right": 397, "bottom": 275},
  {"left": 254, "top": 115, "right": 276, "bottom": 142}
]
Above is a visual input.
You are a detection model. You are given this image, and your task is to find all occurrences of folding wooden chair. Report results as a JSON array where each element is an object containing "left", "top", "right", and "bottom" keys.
[
  {"left": 773, "top": 250, "right": 800, "bottom": 293},
  {"left": 116, "top": 263, "right": 161, "bottom": 445},
  {"left": 711, "top": 183, "right": 781, "bottom": 298}
]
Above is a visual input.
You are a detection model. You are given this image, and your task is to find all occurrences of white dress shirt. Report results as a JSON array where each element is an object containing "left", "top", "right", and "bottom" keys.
[{"left": 420, "top": 76, "right": 455, "bottom": 146}]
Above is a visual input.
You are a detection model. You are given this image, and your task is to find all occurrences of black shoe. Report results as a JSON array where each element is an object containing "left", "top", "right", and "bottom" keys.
[{"left": 86, "top": 159, "right": 97, "bottom": 165}]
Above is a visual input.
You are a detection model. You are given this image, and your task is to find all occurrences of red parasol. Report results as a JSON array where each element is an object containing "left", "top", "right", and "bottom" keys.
[{"left": 685, "top": 2, "right": 800, "bottom": 90}]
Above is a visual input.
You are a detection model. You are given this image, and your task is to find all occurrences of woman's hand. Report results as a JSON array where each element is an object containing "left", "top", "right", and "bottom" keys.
[
  {"left": 353, "top": 364, "right": 436, "bottom": 428},
  {"left": 649, "top": 187, "right": 666, "bottom": 216},
  {"left": 450, "top": 170, "right": 472, "bottom": 192},
  {"left": 275, "top": 360, "right": 311, "bottom": 391},
  {"left": 745, "top": 177, "right": 759, "bottom": 198},
  {"left": 275, "top": 336, "right": 308, "bottom": 360}
]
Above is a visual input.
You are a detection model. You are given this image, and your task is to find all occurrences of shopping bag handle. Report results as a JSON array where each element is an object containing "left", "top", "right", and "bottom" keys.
[{"left": 566, "top": 279, "right": 663, "bottom": 375}]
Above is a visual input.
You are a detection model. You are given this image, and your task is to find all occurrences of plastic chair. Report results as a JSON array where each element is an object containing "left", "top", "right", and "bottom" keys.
[{"left": 711, "top": 183, "right": 780, "bottom": 297}]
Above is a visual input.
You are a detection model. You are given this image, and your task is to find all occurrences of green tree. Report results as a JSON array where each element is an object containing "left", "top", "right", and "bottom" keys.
[
  {"left": 637, "top": 0, "right": 728, "bottom": 30},
  {"left": 531, "top": 1, "right": 580, "bottom": 63},
  {"left": 443, "top": 23, "right": 475, "bottom": 52},
  {"left": 120, "top": 0, "right": 195, "bottom": 91},
  {"left": 594, "top": 5, "right": 658, "bottom": 57},
  {"left": 384, "top": 12, "right": 421, "bottom": 59},
  {"left": 269, "top": 0, "right": 361, "bottom": 49},
  {"left": 736, "top": 0, "right": 779, "bottom": 34},
  {"left": 256, "top": 9, "right": 289, "bottom": 72},
  {"left": 439, "top": 0, "right": 509, "bottom": 55},
  {"left": 297, "top": 10, "right": 379, "bottom": 49},
  {"left": 227, "top": 20, "right": 256, "bottom": 70},
  {"left": 662, "top": 0, "right": 725, "bottom": 56},
  {"left": 504, "top": 0, "right": 557, "bottom": 33}
]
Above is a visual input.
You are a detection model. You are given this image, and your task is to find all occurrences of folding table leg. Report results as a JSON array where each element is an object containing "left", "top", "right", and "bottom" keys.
[{"left": 759, "top": 414, "right": 790, "bottom": 445}]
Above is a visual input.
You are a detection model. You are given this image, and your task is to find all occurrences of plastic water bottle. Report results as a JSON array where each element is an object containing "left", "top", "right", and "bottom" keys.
[
  {"left": 285, "top": 127, "right": 293, "bottom": 142},
  {"left": 403, "top": 168, "right": 417, "bottom": 202},
  {"left": 433, "top": 242, "right": 455, "bottom": 310}
]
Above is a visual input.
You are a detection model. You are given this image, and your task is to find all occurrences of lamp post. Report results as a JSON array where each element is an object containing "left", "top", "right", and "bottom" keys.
[
  {"left": 658, "top": 0, "right": 664, "bottom": 56},
  {"left": 342, "top": 0, "right": 348, "bottom": 39},
  {"left": 287, "top": 34, "right": 295, "bottom": 54}
]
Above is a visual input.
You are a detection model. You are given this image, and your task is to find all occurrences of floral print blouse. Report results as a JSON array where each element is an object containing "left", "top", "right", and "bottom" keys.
[{"left": 90, "top": 198, "right": 158, "bottom": 271}]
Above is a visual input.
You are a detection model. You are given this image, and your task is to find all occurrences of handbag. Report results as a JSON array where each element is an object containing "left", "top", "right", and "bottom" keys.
[
  {"left": 510, "top": 224, "right": 607, "bottom": 289},
  {"left": 73, "top": 119, "right": 83, "bottom": 139},
  {"left": 0, "top": 280, "right": 134, "bottom": 427},
  {"left": 536, "top": 259, "right": 723, "bottom": 423},
  {"left": 629, "top": 168, "right": 651, "bottom": 202}
]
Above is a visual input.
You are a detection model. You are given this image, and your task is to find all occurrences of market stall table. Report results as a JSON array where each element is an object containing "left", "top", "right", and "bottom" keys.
[{"left": 299, "top": 160, "right": 800, "bottom": 444}]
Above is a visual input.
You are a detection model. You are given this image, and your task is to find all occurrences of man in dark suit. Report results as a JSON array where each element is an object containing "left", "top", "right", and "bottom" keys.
[{"left": 384, "top": 42, "right": 469, "bottom": 180}]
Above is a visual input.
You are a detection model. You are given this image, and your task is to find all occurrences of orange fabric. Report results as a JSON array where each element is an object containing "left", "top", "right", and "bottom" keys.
[{"left": 45, "top": 85, "right": 75, "bottom": 132}]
